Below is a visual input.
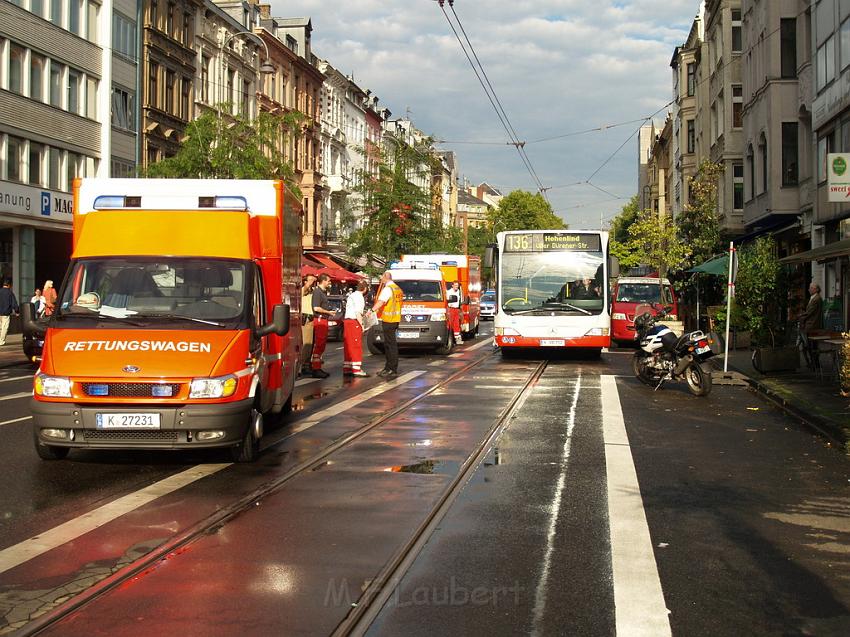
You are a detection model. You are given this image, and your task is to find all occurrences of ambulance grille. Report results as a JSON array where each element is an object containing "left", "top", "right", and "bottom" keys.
[
  {"left": 80, "top": 383, "right": 181, "bottom": 397},
  {"left": 82, "top": 430, "right": 179, "bottom": 441}
]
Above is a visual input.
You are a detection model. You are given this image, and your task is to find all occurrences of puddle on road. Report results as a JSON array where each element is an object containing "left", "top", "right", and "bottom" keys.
[{"left": 291, "top": 390, "right": 330, "bottom": 412}]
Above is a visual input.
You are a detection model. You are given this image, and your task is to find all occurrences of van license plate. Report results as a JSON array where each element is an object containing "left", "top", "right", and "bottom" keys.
[
  {"left": 540, "top": 339, "right": 565, "bottom": 347},
  {"left": 96, "top": 413, "right": 161, "bottom": 429},
  {"left": 397, "top": 331, "right": 420, "bottom": 339}
]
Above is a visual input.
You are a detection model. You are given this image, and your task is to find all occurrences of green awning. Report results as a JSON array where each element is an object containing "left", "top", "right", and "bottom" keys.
[{"left": 687, "top": 254, "right": 728, "bottom": 276}]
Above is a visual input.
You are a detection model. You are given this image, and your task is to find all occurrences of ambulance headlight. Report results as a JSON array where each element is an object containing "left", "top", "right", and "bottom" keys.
[
  {"left": 189, "top": 375, "right": 238, "bottom": 399},
  {"left": 431, "top": 312, "right": 446, "bottom": 321},
  {"left": 34, "top": 374, "right": 72, "bottom": 397},
  {"left": 612, "top": 313, "right": 627, "bottom": 320}
]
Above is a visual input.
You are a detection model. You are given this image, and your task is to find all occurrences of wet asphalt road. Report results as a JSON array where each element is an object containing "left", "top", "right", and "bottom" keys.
[{"left": 0, "top": 326, "right": 848, "bottom": 636}]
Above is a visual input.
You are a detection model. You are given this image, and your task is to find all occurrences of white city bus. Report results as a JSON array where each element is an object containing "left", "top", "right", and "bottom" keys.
[{"left": 486, "top": 229, "right": 618, "bottom": 354}]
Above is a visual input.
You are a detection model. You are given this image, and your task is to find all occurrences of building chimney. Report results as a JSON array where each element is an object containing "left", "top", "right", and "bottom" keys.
[{"left": 259, "top": 4, "right": 271, "bottom": 19}]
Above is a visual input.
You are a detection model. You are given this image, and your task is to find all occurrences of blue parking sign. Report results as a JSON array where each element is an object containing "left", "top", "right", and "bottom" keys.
[{"left": 40, "top": 191, "right": 51, "bottom": 216}]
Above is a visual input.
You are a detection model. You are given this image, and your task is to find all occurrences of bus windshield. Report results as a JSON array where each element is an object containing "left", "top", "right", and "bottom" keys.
[{"left": 500, "top": 251, "right": 604, "bottom": 315}]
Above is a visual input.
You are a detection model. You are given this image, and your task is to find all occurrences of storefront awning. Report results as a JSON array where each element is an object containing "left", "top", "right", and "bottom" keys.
[
  {"left": 778, "top": 238, "right": 850, "bottom": 264},
  {"left": 308, "top": 253, "right": 342, "bottom": 269},
  {"left": 687, "top": 254, "right": 728, "bottom": 276}
]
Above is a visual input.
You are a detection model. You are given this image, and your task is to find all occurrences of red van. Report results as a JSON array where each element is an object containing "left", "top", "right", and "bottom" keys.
[{"left": 611, "top": 277, "right": 678, "bottom": 346}]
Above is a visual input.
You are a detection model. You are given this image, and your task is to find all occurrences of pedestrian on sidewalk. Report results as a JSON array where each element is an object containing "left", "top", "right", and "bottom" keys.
[
  {"left": 799, "top": 281, "right": 823, "bottom": 333},
  {"left": 446, "top": 281, "right": 463, "bottom": 344},
  {"left": 299, "top": 274, "right": 317, "bottom": 376},
  {"left": 372, "top": 270, "right": 403, "bottom": 378},
  {"left": 42, "top": 280, "right": 57, "bottom": 317},
  {"left": 342, "top": 280, "right": 370, "bottom": 377},
  {"left": 310, "top": 273, "right": 335, "bottom": 378},
  {"left": 30, "top": 288, "right": 45, "bottom": 317},
  {"left": 0, "top": 279, "right": 19, "bottom": 346}
]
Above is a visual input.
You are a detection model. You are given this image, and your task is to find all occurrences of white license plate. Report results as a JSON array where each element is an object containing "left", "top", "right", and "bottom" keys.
[
  {"left": 540, "top": 339, "right": 565, "bottom": 347},
  {"left": 96, "top": 413, "right": 161, "bottom": 429},
  {"left": 397, "top": 331, "right": 420, "bottom": 339},
  {"left": 696, "top": 345, "right": 711, "bottom": 355}
]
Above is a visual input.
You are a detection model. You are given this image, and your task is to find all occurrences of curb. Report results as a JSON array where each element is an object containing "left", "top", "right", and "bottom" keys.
[{"left": 714, "top": 359, "right": 850, "bottom": 454}]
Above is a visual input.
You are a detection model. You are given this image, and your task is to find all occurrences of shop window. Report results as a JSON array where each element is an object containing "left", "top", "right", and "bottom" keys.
[{"left": 781, "top": 122, "right": 799, "bottom": 187}]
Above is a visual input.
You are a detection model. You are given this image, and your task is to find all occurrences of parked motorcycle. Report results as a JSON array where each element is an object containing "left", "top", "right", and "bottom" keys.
[{"left": 632, "top": 304, "right": 715, "bottom": 396}]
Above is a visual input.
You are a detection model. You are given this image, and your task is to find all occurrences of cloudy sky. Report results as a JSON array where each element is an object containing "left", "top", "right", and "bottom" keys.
[{"left": 270, "top": 0, "right": 701, "bottom": 229}]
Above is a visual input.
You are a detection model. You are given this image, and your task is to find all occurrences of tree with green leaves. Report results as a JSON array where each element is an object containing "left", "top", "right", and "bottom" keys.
[
  {"left": 625, "top": 208, "right": 690, "bottom": 278},
  {"left": 608, "top": 195, "right": 641, "bottom": 268},
  {"left": 488, "top": 190, "right": 565, "bottom": 234},
  {"left": 734, "top": 236, "right": 782, "bottom": 345},
  {"left": 678, "top": 160, "right": 723, "bottom": 266},
  {"left": 146, "top": 108, "right": 304, "bottom": 195}
]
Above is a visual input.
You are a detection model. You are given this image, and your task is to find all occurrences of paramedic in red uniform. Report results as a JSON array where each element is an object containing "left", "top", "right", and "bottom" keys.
[
  {"left": 310, "top": 273, "right": 334, "bottom": 378},
  {"left": 446, "top": 280, "right": 463, "bottom": 344},
  {"left": 343, "top": 280, "right": 370, "bottom": 377}
]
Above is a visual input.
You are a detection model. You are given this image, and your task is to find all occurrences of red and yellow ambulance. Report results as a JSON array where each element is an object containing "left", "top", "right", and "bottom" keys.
[{"left": 25, "top": 179, "right": 302, "bottom": 462}]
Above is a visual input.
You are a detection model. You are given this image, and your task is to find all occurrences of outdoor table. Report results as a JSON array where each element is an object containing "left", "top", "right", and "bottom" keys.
[{"left": 810, "top": 337, "right": 846, "bottom": 380}]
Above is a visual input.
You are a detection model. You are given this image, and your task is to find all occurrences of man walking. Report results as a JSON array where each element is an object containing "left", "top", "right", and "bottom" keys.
[
  {"left": 299, "top": 274, "right": 317, "bottom": 375},
  {"left": 311, "top": 273, "right": 335, "bottom": 378},
  {"left": 446, "top": 281, "right": 463, "bottom": 344},
  {"left": 342, "top": 280, "right": 370, "bottom": 377},
  {"left": 372, "top": 270, "right": 403, "bottom": 378},
  {"left": 0, "top": 280, "right": 19, "bottom": 346}
]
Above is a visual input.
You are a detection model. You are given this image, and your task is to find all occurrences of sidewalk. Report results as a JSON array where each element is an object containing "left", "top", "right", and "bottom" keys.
[
  {"left": 714, "top": 348, "right": 850, "bottom": 454},
  {"left": 0, "top": 334, "right": 32, "bottom": 369}
]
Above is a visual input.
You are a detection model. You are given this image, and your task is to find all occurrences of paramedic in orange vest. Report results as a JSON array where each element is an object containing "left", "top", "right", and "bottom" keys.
[
  {"left": 446, "top": 280, "right": 463, "bottom": 345},
  {"left": 343, "top": 280, "right": 370, "bottom": 377},
  {"left": 372, "top": 270, "right": 403, "bottom": 378},
  {"left": 310, "top": 273, "right": 334, "bottom": 378}
]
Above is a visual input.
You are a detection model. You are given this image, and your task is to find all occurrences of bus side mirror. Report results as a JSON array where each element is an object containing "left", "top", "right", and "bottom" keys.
[
  {"left": 484, "top": 245, "right": 496, "bottom": 268},
  {"left": 257, "top": 304, "right": 290, "bottom": 337},
  {"left": 21, "top": 302, "right": 45, "bottom": 338},
  {"left": 609, "top": 256, "right": 620, "bottom": 278}
]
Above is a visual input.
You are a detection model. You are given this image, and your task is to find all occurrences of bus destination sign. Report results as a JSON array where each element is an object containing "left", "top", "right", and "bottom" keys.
[{"left": 505, "top": 232, "right": 601, "bottom": 252}]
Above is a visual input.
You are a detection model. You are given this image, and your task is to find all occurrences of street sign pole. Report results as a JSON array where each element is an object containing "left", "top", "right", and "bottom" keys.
[{"left": 724, "top": 241, "right": 735, "bottom": 373}]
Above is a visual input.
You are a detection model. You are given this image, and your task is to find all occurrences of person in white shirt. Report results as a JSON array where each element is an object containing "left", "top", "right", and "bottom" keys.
[
  {"left": 343, "top": 280, "right": 370, "bottom": 377},
  {"left": 446, "top": 281, "right": 463, "bottom": 344},
  {"left": 30, "top": 288, "right": 46, "bottom": 317}
]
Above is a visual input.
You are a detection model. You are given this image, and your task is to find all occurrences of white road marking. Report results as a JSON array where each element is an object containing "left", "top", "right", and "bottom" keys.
[
  {"left": 1, "top": 373, "right": 427, "bottom": 575},
  {"left": 0, "top": 463, "right": 231, "bottom": 575},
  {"left": 465, "top": 337, "right": 494, "bottom": 351},
  {"left": 295, "top": 377, "right": 320, "bottom": 387},
  {"left": 284, "top": 371, "right": 426, "bottom": 438},
  {"left": 0, "top": 375, "right": 33, "bottom": 384},
  {"left": 531, "top": 372, "right": 581, "bottom": 635},
  {"left": 601, "top": 374, "right": 671, "bottom": 637},
  {"left": 0, "top": 415, "right": 32, "bottom": 427},
  {"left": 0, "top": 392, "right": 31, "bottom": 402}
]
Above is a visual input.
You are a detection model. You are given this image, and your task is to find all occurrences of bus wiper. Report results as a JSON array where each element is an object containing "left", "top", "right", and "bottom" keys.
[
  {"left": 542, "top": 301, "right": 593, "bottom": 315},
  {"left": 140, "top": 313, "right": 225, "bottom": 327}
]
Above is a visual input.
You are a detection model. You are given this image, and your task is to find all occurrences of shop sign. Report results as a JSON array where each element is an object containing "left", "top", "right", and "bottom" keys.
[
  {"left": 827, "top": 154, "right": 850, "bottom": 203},
  {"left": 0, "top": 180, "right": 73, "bottom": 221}
]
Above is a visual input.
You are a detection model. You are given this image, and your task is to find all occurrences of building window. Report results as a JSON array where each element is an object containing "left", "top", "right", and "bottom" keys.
[
  {"left": 686, "top": 63, "right": 695, "bottom": 96},
  {"left": 817, "top": 36, "right": 836, "bottom": 90},
  {"left": 733, "top": 163, "right": 744, "bottom": 210},
  {"left": 9, "top": 44, "right": 25, "bottom": 95},
  {"left": 150, "top": 0, "right": 158, "bottom": 30},
  {"left": 69, "top": 0, "right": 82, "bottom": 36},
  {"left": 818, "top": 135, "right": 827, "bottom": 182},
  {"left": 67, "top": 70, "right": 80, "bottom": 114},
  {"left": 731, "top": 9, "right": 742, "bottom": 54},
  {"left": 85, "top": 76, "right": 97, "bottom": 119},
  {"left": 5, "top": 136, "right": 23, "bottom": 182},
  {"left": 843, "top": 117, "right": 850, "bottom": 153},
  {"left": 148, "top": 62, "right": 159, "bottom": 108},
  {"left": 30, "top": 53, "right": 45, "bottom": 102},
  {"left": 841, "top": 18, "right": 850, "bottom": 71},
  {"left": 165, "top": 69, "right": 175, "bottom": 112},
  {"left": 182, "top": 13, "right": 191, "bottom": 45},
  {"left": 759, "top": 134, "right": 768, "bottom": 194},
  {"left": 48, "top": 146, "right": 60, "bottom": 189},
  {"left": 87, "top": 1, "right": 99, "bottom": 44},
  {"left": 49, "top": 60, "right": 62, "bottom": 107},
  {"left": 781, "top": 122, "right": 799, "bottom": 187},
  {"left": 200, "top": 55, "right": 210, "bottom": 103},
  {"left": 227, "top": 68, "right": 235, "bottom": 110},
  {"left": 687, "top": 120, "right": 695, "bottom": 153},
  {"left": 732, "top": 84, "right": 743, "bottom": 128},
  {"left": 50, "top": 0, "right": 63, "bottom": 26},
  {"left": 747, "top": 144, "right": 755, "bottom": 199},
  {"left": 166, "top": 3, "right": 174, "bottom": 38},
  {"left": 29, "top": 142, "right": 44, "bottom": 186},
  {"left": 31, "top": 0, "right": 45, "bottom": 18},
  {"left": 111, "top": 157, "right": 135, "bottom": 178},
  {"left": 66, "top": 152, "right": 82, "bottom": 187},
  {"left": 111, "top": 86, "right": 135, "bottom": 131},
  {"left": 242, "top": 79, "right": 250, "bottom": 115},
  {"left": 780, "top": 18, "right": 797, "bottom": 78},
  {"left": 180, "top": 77, "right": 190, "bottom": 120},
  {"left": 113, "top": 12, "right": 136, "bottom": 59}
]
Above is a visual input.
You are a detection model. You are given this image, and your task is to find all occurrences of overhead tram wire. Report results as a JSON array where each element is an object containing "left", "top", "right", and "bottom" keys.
[{"left": 436, "top": 0, "right": 547, "bottom": 196}]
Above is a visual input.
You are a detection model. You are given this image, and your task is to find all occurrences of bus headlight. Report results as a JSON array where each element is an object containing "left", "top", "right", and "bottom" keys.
[
  {"left": 612, "top": 312, "right": 627, "bottom": 320},
  {"left": 584, "top": 328, "right": 610, "bottom": 336},
  {"left": 189, "top": 375, "right": 238, "bottom": 399},
  {"left": 34, "top": 374, "right": 72, "bottom": 397},
  {"left": 431, "top": 312, "right": 446, "bottom": 321},
  {"left": 495, "top": 327, "right": 520, "bottom": 336}
]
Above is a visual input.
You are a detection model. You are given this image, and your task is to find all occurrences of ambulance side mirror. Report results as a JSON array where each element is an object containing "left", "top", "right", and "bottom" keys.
[
  {"left": 257, "top": 304, "right": 290, "bottom": 337},
  {"left": 21, "top": 302, "right": 46, "bottom": 338}
]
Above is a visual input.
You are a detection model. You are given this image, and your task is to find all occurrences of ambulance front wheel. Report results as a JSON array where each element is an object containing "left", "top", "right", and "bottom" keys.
[
  {"left": 33, "top": 428, "right": 70, "bottom": 460},
  {"left": 231, "top": 409, "right": 261, "bottom": 463}
]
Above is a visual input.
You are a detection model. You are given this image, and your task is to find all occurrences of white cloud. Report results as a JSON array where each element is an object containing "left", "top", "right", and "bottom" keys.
[{"left": 269, "top": 0, "right": 699, "bottom": 228}]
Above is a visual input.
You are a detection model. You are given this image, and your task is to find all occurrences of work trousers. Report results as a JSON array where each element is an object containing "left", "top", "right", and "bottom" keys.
[
  {"left": 300, "top": 318, "right": 314, "bottom": 371},
  {"left": 447, "top": 307, "right": 462, "bottom": 339},
  {"left": 311, "top": 317, "right": 329, "bottom": 370},
  {"left": 0, "top": 315, "right": 9, "bottom": 346},
  {"left": 342, "top": 319, "right": 363, "bottom": 372},
  {"left": 381, "top": 320, "right": 399, "bottom": 373}
]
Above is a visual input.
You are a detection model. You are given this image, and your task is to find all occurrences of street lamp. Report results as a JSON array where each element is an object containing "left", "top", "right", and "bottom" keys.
[{"left": 218, "top": 30, "right": 275, "bottom": 116}]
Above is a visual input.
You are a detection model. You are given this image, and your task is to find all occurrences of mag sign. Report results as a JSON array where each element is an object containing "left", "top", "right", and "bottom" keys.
[
  {"left": 504, "top": 232, "right": 602, "bottom": 252},
  {"left": 828, "top": 153, "right": 850, "bottom": 202}
]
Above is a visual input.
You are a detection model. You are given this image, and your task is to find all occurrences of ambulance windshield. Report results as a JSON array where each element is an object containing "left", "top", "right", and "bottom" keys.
[{"left": 57, "top": 258, "right": 248, "bottom": 325}]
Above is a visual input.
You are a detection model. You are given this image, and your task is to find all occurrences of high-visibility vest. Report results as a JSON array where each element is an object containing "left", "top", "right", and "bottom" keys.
[{"left": 380, "top": 281, "right": 403, "bottom": 323}]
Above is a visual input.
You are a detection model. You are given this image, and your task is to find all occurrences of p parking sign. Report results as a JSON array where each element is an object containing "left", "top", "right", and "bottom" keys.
[{"left": 828, "top": 153, "right": 850, "bottom": 202}]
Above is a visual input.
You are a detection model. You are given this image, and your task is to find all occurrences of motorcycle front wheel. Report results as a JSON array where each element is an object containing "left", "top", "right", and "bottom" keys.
[
  {"left": 684, "top": 362, "right": 712, "bottom": 396},
  {"left": 632, "top": 352, "right": 655, "bottom": 386}
]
